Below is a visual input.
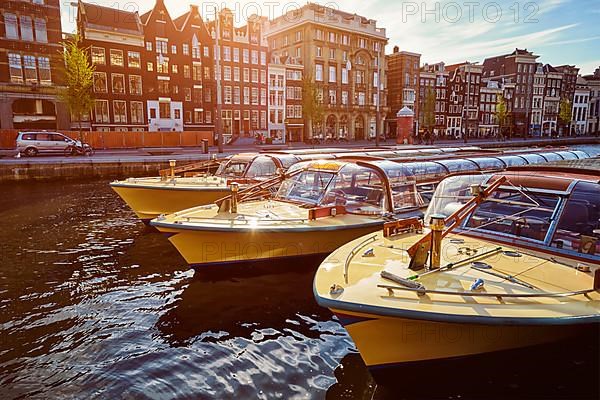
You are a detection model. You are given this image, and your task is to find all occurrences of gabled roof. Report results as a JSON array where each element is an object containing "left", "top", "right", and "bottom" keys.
[{"left": 79, "top": 1, "right": 143, "bottom": 35}]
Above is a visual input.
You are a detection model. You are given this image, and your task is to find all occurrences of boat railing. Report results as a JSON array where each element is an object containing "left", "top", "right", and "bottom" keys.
[
  {"left": 377, "top": 284, "right": 597, "bottom": 299},
  {"left": 173, "top": 215, "right": 308, "bottom": 225},
  {"left": 344, "top": 234, "right": 378, "bottom": 283}
]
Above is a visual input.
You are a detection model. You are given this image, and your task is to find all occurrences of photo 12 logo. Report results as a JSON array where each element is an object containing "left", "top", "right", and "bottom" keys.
[{"left": 399, "top": 1, "right": 540, "bottom": 24}]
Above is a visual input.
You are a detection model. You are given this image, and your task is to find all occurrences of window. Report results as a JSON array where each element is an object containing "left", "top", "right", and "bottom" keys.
[
  {"left": 91, "top": 47, "right": 105, "bottom": 65},
  {"left": 171, "top": 45, "right": 177, "bottom": 54},
  {"left": 4, "top": 13, "right": 18, "bottom": 39},
  {"left": 110, "top": 49, "right": 124, "bottom": 66},
  {"left": 147, "top": 62, "right": 153, "bottom": 71},
  {"left": 131, "top": 101, "right": 144, "bottom": 123},
  {"left": 261, "top": 88, "right": 267, "bottom": 106},
  {"left": 159, "top": 102, "right": 171, "bottom": 119},
  {"left": 295, "top": 30, "right": 302, "bottom": 42},
  {"left": 146, "top": 42, "right": 152, "bottom": 51},
  {"left": 185, "top": 87, "right": 191, "bottom": 102},
  {"left": 20, "top": 16, "right": 33, "bottom": 41},
  {"left": 251, "top": 88, "right": 259, "bottom": 105},
  {"left": 261, "top": 51, "right": 266, "bottom": 65},
  {"left": 149, "top": 108, "right": 156, "bottom": 119},
  {"left": 128, "top": 51, "right": 141, "bottom": 68},
  {"left": 465, "top": 190, "right": 559, "bottom": 242},
  {"left": 234, "top": 86, "right": 240, "bottom": 104},
  {"left": 329, "top": 66, "right": 336, "bottom": 83},
  {"left": 243, "top": 68, "right": 249, "bottom": 82},
  {"left": 244, "top": 87, "right": 250, "bottom": 104},
  {"left": 113, "top": 100, "right": 127, "bottom": 123},
  {"left": 204, "top": 46, "right": 209, "bottom": 57},
  {"left": 111, "top": 74, "right": 125, "bottom": 94},
  {"left": 129, "top": 75, "right": 142, "bottom": 95},
  {"left": 155, "top": 39, "right": 168, "bottom": 54},
  {"left": 38, "top": 57, "right": 51, "bottom": 85},
  {"left": 23, "top": 55, "right": 37, "bottom": 83},
  {"left": 205, "top": 111, "right": 212, "bottom": 123},
  {"left": 341, "top": 91, "right": 348, "bottom": 105},
  {"left": 95, "top": 100, "right": 109, "bottom": 123},
  {"left": 251, "top": 69, "right": 258, "bottom": 83},
  {"left": 192, "top": 45, "right": 200, "bottom": 59},
  {"left": 233, "top": 47, "right": 239, "bottom": 62},
  {"left": 156, "top": 56, "right": 169, "bottom": 73},
  {"left": 183, "top": 65, "right": 190, "bottom": 79},
  {"left": 224, "top": 86, "right": 232, "bottom": 104},
  {"left": 158, "top": 80, "right": 169, "bottom": 95},
  {"left": 251, "top": 50, "right": 258, "bottom": 64},
  {"left": 316, "top": 46, "right": 322, "bottom": 58},
  {"left": 261, "top": 70, "right": 266, "bottom": 84},
  {"left": 93, "top": 72, "right": 107, "bottom": 93},
  {"left": 251, "top": 110, "right": 259, "bottom": 129},
  {"left": 171, "top": 64, "right": 178, "bottom": 74},
  {"left": 34, "top": 18, "right": 47, "bottom": 43},
  {"left": 342, "top": 68, "right": 348, "bottom": 84},
  {"left": 243, "top": 49, "right": 249, "bottom": 64},
  {"left": 329, "top": 49, "right": 335, "bottom": 59},
  {"left": 315, "top": 64, "right": 323, "bottom": 81},
  {"left": 223, "top": 46, "right": 231, "bottom": 61},
  {"left": 224, "top": 66, "right": 231, "bottom": 81},
  {"left": 8, "top": 53, "right": 23, "bottom": 83},
  {"left": 234, "top": 67, "right": 240, "bottom": 82},
  {"left": 193, "top": 64, "right": 202, "bottom": 80},
  {"left": 183, "top": 44, "right": 189, "bottom": 55},
  {"left": 329, "top": 89, "right": 337, "bottom": 104}
]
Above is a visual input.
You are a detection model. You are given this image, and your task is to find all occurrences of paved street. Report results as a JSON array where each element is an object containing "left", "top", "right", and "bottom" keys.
[{"left": 1, "top": 136, "right": 598, "bottom": 165}]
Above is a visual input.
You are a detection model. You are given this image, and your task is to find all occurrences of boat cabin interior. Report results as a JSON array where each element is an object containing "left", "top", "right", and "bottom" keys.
[{"left": 425, "top": 167, "right": 600, "bottom": 262}]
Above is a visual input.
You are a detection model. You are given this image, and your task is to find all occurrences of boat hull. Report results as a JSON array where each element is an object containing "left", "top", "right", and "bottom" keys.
[
  {"left": 161, "top": 224, "right": 382, "bottom": 267},
  {"left": 333, "top": 309, "right": 587, "bottom": 369},
  {"left": 111, "top": 184, "right": 230, "bottom": 222}
]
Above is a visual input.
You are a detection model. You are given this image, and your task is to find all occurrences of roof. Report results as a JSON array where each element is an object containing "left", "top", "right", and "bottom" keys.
[
  {"left": 80, "top": 1, "right": 143, "bottom": 35},
  {"left": 494, "top": 165, "right": 600, "bottom": 190}
]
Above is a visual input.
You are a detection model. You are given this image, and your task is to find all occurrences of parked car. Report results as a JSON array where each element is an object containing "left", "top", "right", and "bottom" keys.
[{"left": 16, "top": 131, "right": 93, "bottom": 157}]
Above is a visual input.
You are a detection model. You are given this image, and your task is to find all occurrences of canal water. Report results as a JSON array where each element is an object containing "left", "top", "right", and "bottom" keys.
[{"left": 1, "top": 146, "right": 599, "bottom": 399}]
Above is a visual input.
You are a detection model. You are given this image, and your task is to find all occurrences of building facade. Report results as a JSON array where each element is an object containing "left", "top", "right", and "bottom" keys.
[
  {"left": 386, "top": 47, "right": 420, "bottom": 136},
  {"left": 208, "top": 9, "right": 268, "bottom": 142},
  {"left": 541, "top": 64, "right": 563, "bottom": 136},
  {"left": 267, "top": 54, "right": 304, "bottom": 143},
  {"left": 445, "top": 62, "right": 483, "bottom": 139},
  {"left": 572, "top": 76, "right": 589, "bottom": 135},
  {"left": 478, "top": 80, "right": 502, "bottom": 137},
  {"left": 483, "top": 49, "right": 538, "bottom": 136},
  {"left": 0, "top": 0, "right": 69, "bottom": 129},
  {"left": 265, "top": 3, "right": 388, "bottom": 141},
  {"left": 583, "top": 67, "right": 600, "bottom": 135}
]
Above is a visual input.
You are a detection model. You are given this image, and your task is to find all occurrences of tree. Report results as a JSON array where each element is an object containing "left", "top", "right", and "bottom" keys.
[
  {"left": 494, "top": 94, "right": 509, "bottom": 139},
  {"left": 558, "top": 98, "right": 573, "bottom": 136},
  {"left": 422, "top": 87, "right": 436, "bottom": 131},
  {"left": 302, "top": 73, "right": 324, "bottom": 141},
  {"left": 59, "top": 35, "right": 95, "bottom": 142}
]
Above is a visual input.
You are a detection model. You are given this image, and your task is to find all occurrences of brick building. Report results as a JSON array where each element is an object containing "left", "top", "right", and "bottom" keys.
[
  {"left": 572, "top": 76, "right": 590, "bottom": 135},
  {"left": 267, "top": 54, "right": 304, "bottom": 143},
  {"left": 483, "top": 49, "right": 538, "bottom": 136},
  {"left": 0, "top": 0, "right": 69, "bottom": 129},
  {"left": 541, "top": 64, "right": 563, "bottom": 136},
  {"left": 478, "top": 80, "right": 502, "bottom": 137},
  {"left": 420, "top": 62, "right": 449, "bottom": 138},
  {"left": 386, "top": 47, "right": 420, "bottom": 136},
  {"left": 265, "top": 3, "right": 388, "bottom": 141},
  {"left": 445, "top": 62, "right": 482, "bottom": 139},
  {"left": 78, "top": 1, "right": 145, "bottom": 132},
  {"left": 207, "top": 9, "right": 268, "bottom": 142},
  {"left": 583, "top": 67, "right": 600, "bottom": 135}
]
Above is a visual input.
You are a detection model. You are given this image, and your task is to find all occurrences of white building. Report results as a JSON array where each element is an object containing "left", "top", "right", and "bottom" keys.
[{"left": 572, "top": 76, "right": 590, "bottom": 135}]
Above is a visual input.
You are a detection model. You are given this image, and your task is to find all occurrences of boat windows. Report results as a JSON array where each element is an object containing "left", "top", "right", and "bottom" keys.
[
  {"left": 569, "top": 150, "right": 589, "bottom": 159},
  {"left": 464, "top": 189, "right": 560, "bottom": 242},
  {"left": 556, "top": 151, "right": 578, "bottom": 161},
  {"left": 518, "top": 153, "right": 546, "bottom": 165},
  {"left": 551, "top": 181, "right": 600, "bottom": 256},
  {"left": 497, "top": 155, "right": 528, "bottom": 167},
  {"left": 403, "top": 162, "right": 448, "bottom": 182},
  {"left": 436, "top": 159, "right": 479, "bottom": 173},
  {"left": 245, "top": 156, "right": 277, "bottom": 178},
  {"left": 276, "top": 170, "right": 335, "bottom": 205},
  {"left": 216, "top": 159, "right": 250, "bottom": 178},
  {"left": 321, "top": 164, "right": 386, "bottom": 214},
  {"left": 469, "top": 157, "right": 506, "bottom": 170},
  {"left": 424, "top": 174, "right": 491, "bottom": 221},
  {"left": 538, "top": 152, "right": 564, "bottom": 162},
  {"left": 376, "top": 162, "right": 419, "bottom": 211}
]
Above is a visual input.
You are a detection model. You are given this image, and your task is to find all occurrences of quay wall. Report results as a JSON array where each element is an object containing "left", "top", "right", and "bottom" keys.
[
  {"left": 0, "top": 137, "right": 598, "bottom": 183},
  {"left": 0, "top": 130, "right": 214, "bottom": 150}
]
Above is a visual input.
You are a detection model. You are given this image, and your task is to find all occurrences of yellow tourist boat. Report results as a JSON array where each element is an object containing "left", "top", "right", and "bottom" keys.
[
  {"left": 313, "top": 164, "right": 600, "bottom": 375},
  {"left": 110, "top": 152, "right": 309, "bottom": 222},
  {"left": 151, "top": 159, "right": 424, "bottom": 266}
]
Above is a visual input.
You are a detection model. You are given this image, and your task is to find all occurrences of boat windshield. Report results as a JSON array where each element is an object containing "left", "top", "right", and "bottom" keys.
[
  {"left": 320, "top": 164, "right": 388, "bottom": 214},
  {"left": 216, "top": 157, "right": 251, "bottom": 178},
  {"left": 275, "top": 169, "right": 336, "bottom": 205},
  {"left": 424, "top": 174, "right": 491, "bottom": 223}
]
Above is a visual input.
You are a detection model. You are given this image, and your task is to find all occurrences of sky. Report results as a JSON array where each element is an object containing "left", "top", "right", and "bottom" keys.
[{"left": 60, "top": 0, "right": 600, "bottom": 74}]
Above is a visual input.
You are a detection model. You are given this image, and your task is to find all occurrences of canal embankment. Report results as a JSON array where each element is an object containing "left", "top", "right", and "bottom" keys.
[{"left": 0, "top": 136, "right": 599, "bottom": 182}]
